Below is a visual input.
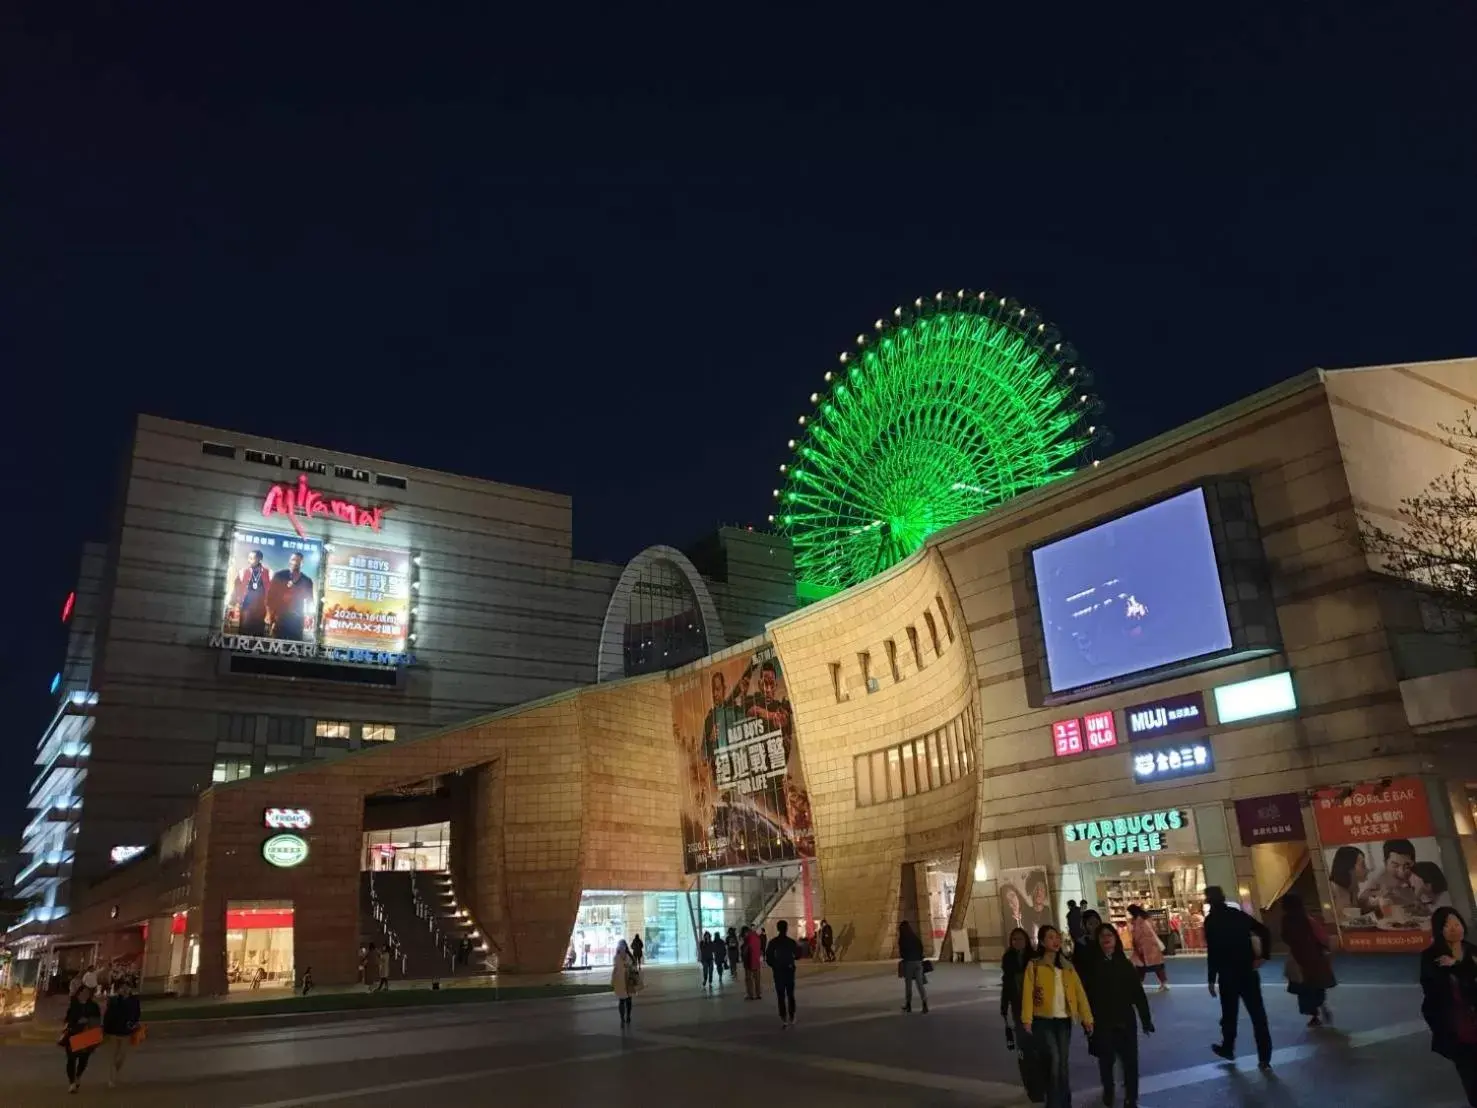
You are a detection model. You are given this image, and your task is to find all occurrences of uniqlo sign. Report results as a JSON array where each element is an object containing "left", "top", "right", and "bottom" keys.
[{"left": 1052, "top": 711, "right": 1118, "bottom": 757}]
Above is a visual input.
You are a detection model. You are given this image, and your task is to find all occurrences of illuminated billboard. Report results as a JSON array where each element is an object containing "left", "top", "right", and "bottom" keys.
[
  {"left": 321, "top": 544, "right": 412, "bottom": 652},
  {"left": 221, "top": 530, "right": 324, "bottom": 644}
]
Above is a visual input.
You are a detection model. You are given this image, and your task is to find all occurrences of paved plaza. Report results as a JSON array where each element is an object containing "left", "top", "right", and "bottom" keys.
[{"left": 5, "top": 957, "right": 1469, "bottom": 1107}]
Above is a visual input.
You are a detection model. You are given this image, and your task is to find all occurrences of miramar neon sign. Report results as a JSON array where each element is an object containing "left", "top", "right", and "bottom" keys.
[{"left": 262, "top": 474, "right": 385, "bottom": 539}]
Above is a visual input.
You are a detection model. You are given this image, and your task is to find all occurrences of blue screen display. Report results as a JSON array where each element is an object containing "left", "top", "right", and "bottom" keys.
[{"left": 1031, "top": 488, "right": 1233, "bottom": 694}]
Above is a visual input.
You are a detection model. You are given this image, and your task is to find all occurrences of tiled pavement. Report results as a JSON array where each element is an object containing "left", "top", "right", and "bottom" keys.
[{"left": 6, "top": 956, "right": 1470, "bottom": 1107}]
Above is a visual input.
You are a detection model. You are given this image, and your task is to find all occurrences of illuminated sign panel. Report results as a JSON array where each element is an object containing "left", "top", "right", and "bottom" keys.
[
  {"left": 1124, "top": 691, "right": 1207, "bottom": 739},
  {"left": 262, "top": 474, "right": 385, "bottom": 539},
  {"left": 261, "top": 833, "right": 310, "bottom": 868},
  {"left": 263, "top": 808, "right": 313, "bottom": 830},
  {"left": 109, "top": 845, "right": 147, "bottom": 865},
  {"left": 1131, "top": 740, "right": 1215, "bottom": 783},
  {"left": 1063, "top": 809, "right": 1186, "bottom": 858},
  {"left": 321, "top": 545, "right": 412, "bottom": 652},
  {"left": 207, "top": 632, "right": 415, "bottom": 668},
  {"left": 222, "top": 530, "right": 324, "bottom": 644},
  {"left": 1213, "top": 671, "right": 1297, "bottom": 724},
  {"left": 1051, "top": 711, "right": 1118, "bottom": 757}
]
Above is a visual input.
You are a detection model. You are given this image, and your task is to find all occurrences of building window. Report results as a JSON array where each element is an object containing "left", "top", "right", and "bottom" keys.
[
  {"left": 854, "top": 754, "right": 873, "bottom": 806},
  {"left": 924, "top": 611, "right": 942, "bottom": 656},
  {"left": 885, "top": 639, "right": 901, "bottom": 682},
  {"left": 218, "top": 713, "right": 255, "bottom": 744},
  {"left": 935, "top": 595, "right": 954, "bottom": 642},
  {"left": 315, "top": 720, "right": 351, "bottom": 741},
  {"left": 852, "top": 708, "right": 975, "bottom": 808},
  {"left": 858, "top": 652, "right": 873, "bottom": 692},
  {"left": 263, "top": 762, "right": 291, "bottom": 775},
  {"left": 265, "top": 717, "right": 303, "bottom": 746},
  {"left": 334, "top": 465, "right": 371, "bottom": 482},
  {"left": 289, "top": 457, "right": 328, "bottom": 475},
  {"left": 201, "top": 441, "right": 236, "bottom": 459},
  {"left": 244, "top": 449, "right": 283, "bottom": 468},
  {"left": 212, "top": 760, "right": 252, "bottom": 783},
  {"left": 906, "top": 626, "right": 923, "bottom": 670},
  {"left": 375, "top": 473, "right": 408, "bottom": 489},
  {"left": 830, "top": 663, "right": 846, "bottom": 704},
  {"left": 362, "top": 724, "right": 397, "bottom": 743}
]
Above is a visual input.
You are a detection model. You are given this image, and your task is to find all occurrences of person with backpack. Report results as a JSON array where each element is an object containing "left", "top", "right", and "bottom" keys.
[
  {"left": 713, "top": 927, "right": 730, "bottom": 983},
  {"left": 725, "top": 928, "right": 741, "bottom": 978},
  {"left": 1204, "top": 885, "right": 1274, "bottom": 1069},
  {"left": 766, "top": 919, "right": 800, "bottom": 1028},
  {"left": 897, "top": 919, "right": 929, "bottom": 1013},
  {"left": 1084, "top": 923, "right": 1154, "bottom": 1108},
  {"left": 1022, "top": 925, "right": 1094, "bottom": 1108}
]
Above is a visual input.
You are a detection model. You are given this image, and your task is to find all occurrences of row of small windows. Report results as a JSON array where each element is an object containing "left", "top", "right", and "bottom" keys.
[
  {"left": 200, "top": 440, "right": 408, "bottom": 489},
  {"left": 831, "top": 593, "right": 959, "bottom": 703},
  {"left": 217, "top": 715, "right": 397, "bottom": 746},
  {"left": 853, "top": 710, "right": 977, "bottom": 808}
]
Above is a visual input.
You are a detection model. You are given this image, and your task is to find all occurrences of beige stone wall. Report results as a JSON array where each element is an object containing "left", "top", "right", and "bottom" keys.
[
  {"left": 935, "top": 376, "right": 1437, "bottom": 954},
  {"left": 769, "top": 547, "right": 981, "bottom": 961}
]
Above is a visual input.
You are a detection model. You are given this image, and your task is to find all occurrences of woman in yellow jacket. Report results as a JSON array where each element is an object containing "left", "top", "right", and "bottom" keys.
[{"left": 1021, "top": 925, "right": 1094, "bottom": 1108}]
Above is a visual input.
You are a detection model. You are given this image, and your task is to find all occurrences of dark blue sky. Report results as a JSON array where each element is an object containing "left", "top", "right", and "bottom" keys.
[{"left": 4, "top": 3, "right": 1476, "bottom": 838}]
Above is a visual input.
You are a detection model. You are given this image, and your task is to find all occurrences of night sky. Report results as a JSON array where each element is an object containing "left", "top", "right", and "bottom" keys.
[{"left": 4, "top": 4, "right": 1476, "bottom": 840}]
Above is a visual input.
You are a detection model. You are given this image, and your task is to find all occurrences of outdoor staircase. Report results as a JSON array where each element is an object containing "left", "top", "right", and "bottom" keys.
[{"left": 360, "top": 869, "right": 494, "bottom": 980}]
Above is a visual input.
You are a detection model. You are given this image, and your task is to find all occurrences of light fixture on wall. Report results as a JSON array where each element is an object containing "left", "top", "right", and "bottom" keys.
[{"left": 973, "top": 858, "right": 987, "bottom": 882}]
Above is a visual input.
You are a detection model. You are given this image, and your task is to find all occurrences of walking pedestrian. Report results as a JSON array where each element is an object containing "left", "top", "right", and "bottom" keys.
[
  {"left": 1279, "top": 893, "right": 1335, "bottom": 1027},
  {"left": 364, "top": 944, "right": 377, "bottom": 993},
  {"left": 1073, "top": 909, "right": 1107, "bottom": 1000},
  {"left": 1001, "top": 927, "right": 1045, "bottom": 1101},
  {"left": 820, "top": 918, "right": 835, "bottom": 962},
  {"left": 897, "top": 919, "right": 929, "bottom": 1013},
  {"left": 1021, "top": 925, "right": 1094, "bottom": 1108},
  {"left": 1127, "top": 906, "right": 1169, "bottom": 991},
  {"left": 766, "top": 919, "right": 800, "bottom": 1028},
  {"left": 738, "top": 921, "right": 762, "bottom": 1004},
  {"left": 1084, "top": 923, "right": 1154, "bottom": 1108},
  {"left": 713, "top": 928, "right": 730, "bottom": 983},
  {"left": 301, "top": 966, "right": 314, "bottom": 996},
  {"left": 612, "top": 938, "right": 640, "bottom": 1026},
  {"left": 631, "top": 933, "right": 644, "bottom": 969},
  {"left": 725, "top": 927, "right": 741, "bottom": 977},
  {"left": 377, "top": 945, "right": 392, "bottom": 992},
  {"left": 60, "top": 983, "right": 102, "bottom": 1094},
  {"left": 759, "top": 927, "right": 768, "bottom": 958},
  {"left": 101, "top": 977, "right": 143, "bottom": 1089},
  {"left": 1420, "top": 907, "right": 1477, "bottom": 1106},
  {"left": 700, "top": 931, "right": 715, "bottom": 990},
  {"left": 1203, "top": 885, "right": 1273, "bottom": 1070},
  {"left": 1066, "top": 901, "right": 1084, "bottom": 950}
]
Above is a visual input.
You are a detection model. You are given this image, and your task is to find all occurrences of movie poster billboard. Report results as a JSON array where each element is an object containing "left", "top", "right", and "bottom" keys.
[
  {"left": 1315, "top": 777, "right": 1445, "bottom": 951},
  {"left": 673, "top": 643, "right": 814, "bottom": 873},
  {"left": 221, "top": 529, "right": 324, "bottom": 644},
  {"left": 998, "top": 866, "right": 1052, "bottom": 944},
  {"left": 320, "top": 544, "right": 412, "bottom": 651}
]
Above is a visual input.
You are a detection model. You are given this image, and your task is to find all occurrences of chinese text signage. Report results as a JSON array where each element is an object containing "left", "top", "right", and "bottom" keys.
[
  {"left": 321, "top": 545, "right": 412, "bottom": 652},
  {"left": 261, "top": 833, "right": 310, "bottom": 869},
  {"left": 1124, "top": 691, "right": 1206, "bottom": 740},
  {"left": 1063, "top": 809, "right": 1188, "bottom": 858},
  {"left": 1051, "top": 710, "right": 1118, "bottom": 758},
  {"left": 1233, "top": 793, "right": 1305, "bottom": 845},
  {"left": 1315, "top": 777, "right": 1439, "bottom": 952},
  {"left": 671, "top": 642, "right": 813, "bottom": 872},
  {"left": 1131, "top": 740, "right": 1214, "bottom": 783}
]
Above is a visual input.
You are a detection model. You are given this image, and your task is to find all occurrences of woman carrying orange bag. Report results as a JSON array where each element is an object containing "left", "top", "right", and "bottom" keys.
[{"left": 60, "top": 984, "right": 103, "bottom": 1093}]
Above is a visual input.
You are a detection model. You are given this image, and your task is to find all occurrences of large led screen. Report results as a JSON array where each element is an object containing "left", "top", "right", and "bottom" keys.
[
  {"left": 221, "top": 529, "right": 324, "bottom": 643},
  {"left": 1031, "top": 488, "right": 1232, "bottom": 694},
  {"left": 321, "top": 544, "right": 412, "bottom": 652}
]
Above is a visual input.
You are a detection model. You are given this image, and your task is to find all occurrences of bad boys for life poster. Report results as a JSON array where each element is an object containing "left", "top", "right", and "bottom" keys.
[
  {"left": 221, "top": 530, "right": 324, "bottom": 644},
  {"left": 672, "top": 643, "right": 814, "bottom": 873},
  {"left": 320, "top": 544, "right": 412, "bottom": 651}
]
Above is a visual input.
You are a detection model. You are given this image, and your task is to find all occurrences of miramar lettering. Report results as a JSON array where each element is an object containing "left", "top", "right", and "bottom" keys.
[
  {"left": 208, "top": 632, "right": 414, "bottom": 667},
  {"left": 262, "top": 474, "right": 385, "bottom": 539},
  {"left": 1063, "top": 808, "right": 1185, "bottom": 858}
]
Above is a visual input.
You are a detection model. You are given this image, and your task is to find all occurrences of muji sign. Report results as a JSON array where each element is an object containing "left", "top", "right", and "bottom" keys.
[{"left": 263, "top": 474, "right": 385, "bottom": 539}]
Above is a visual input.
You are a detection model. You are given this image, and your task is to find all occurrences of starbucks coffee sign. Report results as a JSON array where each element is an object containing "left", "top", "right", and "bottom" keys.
[
  {"left": 262, "top": 833, "right": 310, "bottom": 869},
  {"left": 1061, "top": 808, "right": 1194, "bottom": 860}
]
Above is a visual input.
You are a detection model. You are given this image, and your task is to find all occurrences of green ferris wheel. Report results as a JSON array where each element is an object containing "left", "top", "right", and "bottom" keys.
[{"left": 772, "top": 289, "right": 1108, "bottom": 599}]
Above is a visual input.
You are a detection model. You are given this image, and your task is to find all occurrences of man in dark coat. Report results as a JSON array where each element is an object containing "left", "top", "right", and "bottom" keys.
[{"left": 1203, "top": 885, "right": 1274, "bottom": 1069}]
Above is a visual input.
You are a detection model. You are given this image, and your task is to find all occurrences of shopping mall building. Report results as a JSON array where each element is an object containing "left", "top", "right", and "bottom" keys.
[{"left": 17, "top": 359, "right": 1477, "bottom": 996}]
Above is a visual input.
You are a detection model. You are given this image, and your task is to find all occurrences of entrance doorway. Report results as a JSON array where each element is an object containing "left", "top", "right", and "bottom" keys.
[{"left": 226, "top": 901, "right": 294, "bottom": 991}]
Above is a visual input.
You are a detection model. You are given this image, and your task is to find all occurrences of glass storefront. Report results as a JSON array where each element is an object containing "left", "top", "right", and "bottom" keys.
[
  {"left": 1072, "top": 853, "right": 1207, "bottom": 953},
  {"left": 362, "top": 822, "right": 449, "bottom": 871},
  {"left": 226, "top": 901, "right": 294, "bottom": 990},
  {"left": 566, "top": 891, "right": 697, "bottom": 969}
]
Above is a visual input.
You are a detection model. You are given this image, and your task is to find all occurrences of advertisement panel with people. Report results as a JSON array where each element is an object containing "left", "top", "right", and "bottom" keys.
[
  {"left": 672, "top": 642, "right": 813, "bottom": 872},
  {"left": 220, "top": 530, "right": 324, "bottom": 644},
  {"left": 1315, "top": 777, "right": 1446, "bottom": 951},
  {"left": 320, "top": 544, "right": 412, "bottom": 651}
]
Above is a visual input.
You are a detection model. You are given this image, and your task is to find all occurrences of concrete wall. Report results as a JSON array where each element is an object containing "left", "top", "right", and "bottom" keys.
[{"left": 768, "top": 547, "right": 981, "bottom": 961}]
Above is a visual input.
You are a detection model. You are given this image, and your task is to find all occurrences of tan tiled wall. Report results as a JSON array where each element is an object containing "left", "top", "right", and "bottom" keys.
[{"left": 769, "top": 547, "right": 982, "bottom": 960}]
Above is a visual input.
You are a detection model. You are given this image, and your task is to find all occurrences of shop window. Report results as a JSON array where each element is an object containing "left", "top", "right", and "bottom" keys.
[
  {"left": 315, "top": 720, "right": 351, "bottom": 741},
  {"left": 855, "top": 755, "right": 873, "bottom": 806},
  {"left": 212, "top": 760, "right": 252, "bottom": 783},
  {"left": 226, "top": 900, "right": 294, "bottom": 991},
  {"left": 906, "top": 625, "right": 923, "bottom": 670},
  {"left": 362, "top": 723, "right": 397, "bottom": 743},
  {"left": 858, "top": 652, "right": 873, "bottom": 692},
  {"left": 924, "top": 611, "right": 942, "bottom": 656},
  {"left": 935, "top": 595, "right": 954, "bottom": 642},
  {"left": 885, "top": 639, "right": 901, "bottom": 682}
]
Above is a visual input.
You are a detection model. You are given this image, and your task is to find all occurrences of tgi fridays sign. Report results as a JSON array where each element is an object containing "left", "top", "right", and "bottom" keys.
[
  {"left": 1051, "top": 710, "right": 1118, "bottom": 757},
  {"left": 1062, "top": 807, "right": 1197, "bottom": 862}
]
